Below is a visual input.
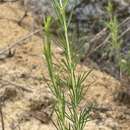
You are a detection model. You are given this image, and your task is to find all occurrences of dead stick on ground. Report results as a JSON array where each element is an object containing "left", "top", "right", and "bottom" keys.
[
  {"left": 0, "top": 29, "right": 42, "bottom": 55},
  {"left": 0, "top": 17, "right": 129, "bottom": 56},
  {"left": 119, "top": 27, "right": 130, "bottom": 39},
  {"left": 0, "top": 106, "right": 5, "bottom": 130},
  {"left": 87, "top": 35, "right": 110, "bottom": 57},
  {"left": 0, "top": 78, "right": 32, "bottom": 93}
]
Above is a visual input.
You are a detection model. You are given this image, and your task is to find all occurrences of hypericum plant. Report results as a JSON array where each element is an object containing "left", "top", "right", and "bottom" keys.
[
  {"left": 105, "top": 1, "right": 122, "bottom": 65},
  {"left": 105, "top": 2, "right": 130, "bottom": 76},
  {"left": 43, "top": 0, "right": 92, "bottom": 130}
]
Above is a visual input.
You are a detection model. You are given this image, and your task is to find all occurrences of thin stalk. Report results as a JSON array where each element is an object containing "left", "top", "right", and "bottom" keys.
[{"left": 62, "top": 12, "right": 80, "bottom": 130}]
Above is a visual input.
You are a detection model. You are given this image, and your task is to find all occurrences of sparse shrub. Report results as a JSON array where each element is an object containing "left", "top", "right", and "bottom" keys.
[
  {"left": 43, "top": 0, "right": 92, "bottom": 130},
  {"left": 106, "top": 1, "right": 130, "bottom": 77},
  {"left": 105, "top": 1, "right": 122, "bottom": 65}
]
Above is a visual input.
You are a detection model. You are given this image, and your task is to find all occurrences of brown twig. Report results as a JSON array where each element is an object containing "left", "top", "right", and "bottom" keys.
[
  {"left": 119, "top": 27, "right": 130, "bottom": 39},
  {"left": 87, "top": 34, "right": 110, "bottom": 57},
  {"left": 0, "top": 0, "right": 18, "bottom": 3},
  {"left": 0, "top": 29, "right": 42, "bottom": 55},
  {"left": 0, "top": 106, "right": 5, "bottom": 130},
  {"left": 0, "top": 78, "right": 32, "bottom": 93}
]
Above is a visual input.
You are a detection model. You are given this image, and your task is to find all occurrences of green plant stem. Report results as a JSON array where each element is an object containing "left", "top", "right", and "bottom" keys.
[
  {"left": 44, "top": 1, "right": 92, "bottom": 130},
  {"left": 62, "top": 9, "right": 80, "bottom": 130}
]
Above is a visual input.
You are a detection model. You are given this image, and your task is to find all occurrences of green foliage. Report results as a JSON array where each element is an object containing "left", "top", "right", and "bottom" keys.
[
  {"left": 43, "top": 0, "right": 92, "bottom": 130},
  {"left": 106, "top": 1, "right": 114, "bottom": 17},
  {"left": 106, "top": 1, "right": 130, "bottom": 76},
  {"left": 105, "top": 1, "right": 121, "bottom": 64},
  {"left": 120, "top": 52, "right": 130, "bottom": 75}
]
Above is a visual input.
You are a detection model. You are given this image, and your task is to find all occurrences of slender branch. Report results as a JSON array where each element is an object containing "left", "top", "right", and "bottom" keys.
[
  {"left": 0, "top": 29, "right": 41, "bottom": 55},
  {"left": 0, "top": 106, "right": 5, "bottom": 130},
  {"left": 0, "top": 78, "right": 32, "bottom": 93}
]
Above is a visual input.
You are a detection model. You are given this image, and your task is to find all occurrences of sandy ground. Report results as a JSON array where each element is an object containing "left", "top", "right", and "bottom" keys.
[{"left": 0, "top": 2, "right": 130, "bottom": 130}]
